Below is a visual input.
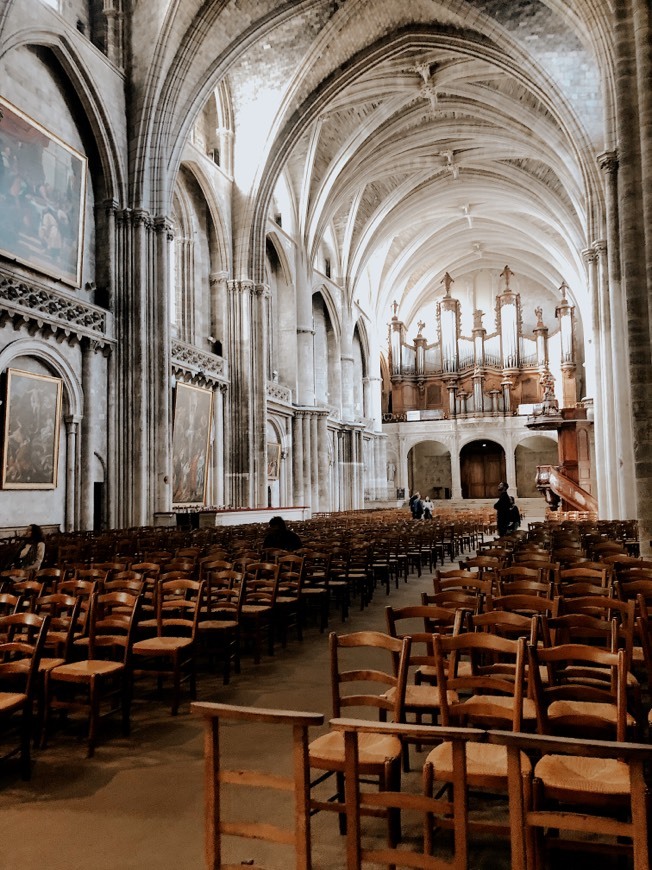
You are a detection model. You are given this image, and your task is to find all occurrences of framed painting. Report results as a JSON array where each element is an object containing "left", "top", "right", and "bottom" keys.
[
  {"left": 267, "top": 442, "right": 281, "bottom": 480},
  {"left": 1, "top": 368, "right": 63, "bottom": 489},
  {"left": 0, "top": 94, "right": 87, "bottom": 287},
  {"left": 172, "top": 382, "right": 213, "bottom": 506}
]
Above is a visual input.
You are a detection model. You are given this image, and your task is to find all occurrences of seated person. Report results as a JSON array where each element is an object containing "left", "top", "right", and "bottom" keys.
[
  {"left": 15, "top": 523, "right": 46, "bottom": 572},
  {"left": 262, "top": 516, "right": 302, "bottom": 552}
]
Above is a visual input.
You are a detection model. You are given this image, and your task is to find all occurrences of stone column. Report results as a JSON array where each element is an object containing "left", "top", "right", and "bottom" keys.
[
  {"left": 152, "top": 216, "right": 174, "bottom": 517},
  {"left": 341, "top": 306, "right": 354, "bottom": 421},
  {"left": 505, "top": 434, "right": 517, "bottom": 495},
  {"left": 598, "top": 151, "right": 636, "bottom": 519},
  {"left": 310, "top": 413, "right": 319, "bottom": 511},
  {"left": 582, "top": 247, "right": 609, "bottom": 515},
  {"left": 209, "top": 271, "right": 229, "bottom": 354},
  {"left": 367, "top": 375, "right": 383, "bottom": 432},
  {"left": 450, "top": 436, "right": 462, "bottom": 499},
  {"left": 295, "top": 255, "right": 314, "bottom": 406},
  {"left": 317, "top": 412, "right": 330, "bottom": 512},
  {"left": 64, "top": 416, "right": 80, "bottom": 532},
  {"left": 302, "top": 412, "right": 312, "bottom": 508},
  {"left": 292, "top": 413, "right": 304, "bottom": 505},
  {"left": 333, "top": 428, "right": 341, "bottom": 511},
  {"left": 227, "top": 280, "right": 255, "bottom": 507},
  {"left": 254, "top": 284, "right": 270, "bottom": 507},
  {"left": 212, "top": 385, "right": 225, "bottom": 506},
  {"left": 614, "top": 1, "right": 652, "bottom": 543},
  {"left": 80, "top": 340, "right": 100, "bottom": 529}
]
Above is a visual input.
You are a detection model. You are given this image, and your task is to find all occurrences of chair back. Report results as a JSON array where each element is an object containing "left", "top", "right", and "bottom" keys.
[
  {"left": 154, "top": 578, "right": 203, "bottom": 639},
  {"left": 329, "top": 630, "right": 410, "bottom": 723},
  {"left": 527, "top": 642, "right": 628, "bottom": 741},
  {"left": 433, "top": 632, "right": 527, "bottom": 730}
]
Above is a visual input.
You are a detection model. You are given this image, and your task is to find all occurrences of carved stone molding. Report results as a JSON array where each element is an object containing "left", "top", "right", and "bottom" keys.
[
  {"left": 171, "top": 338, "right": 228, "bottom": 386},
  {"left": 0, "top": 271, "right": 113, "bottom": 348},
  {"left": 266, "top": 381, "right": 292, "bottom": 404}
]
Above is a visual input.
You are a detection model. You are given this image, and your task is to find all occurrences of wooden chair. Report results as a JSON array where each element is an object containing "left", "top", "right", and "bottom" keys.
[
  {"left": 131, "top": 578, "right": 203, "bottom": 714},
  {"left": 191, "top": 702, "right": 324, "bottom": 870},
  {"left": 239, "top": 562, "right": 280, "bottom": 664},
  {"left": 559, "top": 563, "right": 609, "bottom": 583},
  {"left": 197, "top": 578, "right": 245, "bottom": 684},
  {"left": 528, "top": 641, "right": 634, "bottom": 741},
  {"left": 298, "top": 550, "right": 331, "bottom": 632},
  {"left": 308, "top": 631, "right": 410, "bottom": 844},
  {"left": 521, "top": 642, "right": 648, "bottom": 867},
  {"left": 496, "top": 578, "right": 554, "bottom": 598},
  {"left": 385, "top": 605, "right": 464, "bottom": 769},
  {"left": 276, "top": 554, "right": 305, "bottom": 645},
  {"left": 420, "top": 590, "right": 481, "bottom": 615},
  {"left": 0, "top": 612, "right": 48, "bottom": 778},
  {"left": 331, "top": 718, "right": 482, "bottom": 870},
  {"left": 42, "top": 591, "right": 140, "bottom": 756},
  {"left": 486, "top": 593, "right": 559, "bottom": 620},
  {"left": 433, "top": 569, "right": 492, "bottom": 599},
  {"left": 423, "top": 632, "right": 534, "bottom": 851},
  {"left": 493, "top": 729, "right": 652, "bottom": 870}
]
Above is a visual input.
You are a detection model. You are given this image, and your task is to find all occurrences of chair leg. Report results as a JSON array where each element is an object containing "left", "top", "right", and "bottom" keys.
[
  {"left": 88, "top": 676, "right": 99, "bottom": 758},
  {"left": 385, "top": 758, "right": 401, "bottom": 847},
  {"left": 172, "top": 651, "right": 181, "bottom": 715},
  {"left": 336, "top": 770, "right": 346, "bottom": 835},
  {"left": 20, "top": 705, "right": 32, "bottom": 780},
  {"left": 423, "top": 760, "right": 434, "bottom": 855}
]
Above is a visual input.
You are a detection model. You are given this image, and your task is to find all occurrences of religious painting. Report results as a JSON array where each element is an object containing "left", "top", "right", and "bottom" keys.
[
  {"left": 1, "top": 368, "right": 63, "bottom": 489},
  {"left": 0, "top": 95, "right": 87, "bottom": 287},
  {"left": 172, "top": 382, "right": 213, "bottom": 506},
  {"left": 266, "top": 443, "right": 281, "bottom": 480}
]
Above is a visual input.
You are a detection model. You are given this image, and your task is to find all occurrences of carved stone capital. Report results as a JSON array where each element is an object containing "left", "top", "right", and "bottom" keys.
[
  {"left": 132, "top": 208, "right": 153, "bottom": 229},
  {"left": 581, "top": 247, "right": 598, "bottom": 264},
  {"left": 209, "top": 270, "right": 229, "bottom": 287},
  {"left": 597, "top": 150, "right": 618, "bottom": 175},
  {"left": 227, "top": 279, "right": 255, "bottom": 295},
  {"left": 153, "top": 215, "right": 174, "bottom": 240},
  {"left": 592, "top": 239, "right": 608, "bottom": 255},
  {"left": 254, "top": 282, "right": 271, "bottom": 299}
]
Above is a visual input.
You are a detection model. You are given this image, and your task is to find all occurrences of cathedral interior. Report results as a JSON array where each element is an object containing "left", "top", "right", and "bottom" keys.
[
  {"left": 1, "top": 2, "right": 652, "bottom": 866},
  {"left": 0, "top": 0, "right": 650, "bottom": 545}
]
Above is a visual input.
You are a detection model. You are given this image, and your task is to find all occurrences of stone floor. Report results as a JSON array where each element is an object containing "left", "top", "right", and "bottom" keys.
[{"left": 0, "top": 553, "right": 620, "bottom": 869}]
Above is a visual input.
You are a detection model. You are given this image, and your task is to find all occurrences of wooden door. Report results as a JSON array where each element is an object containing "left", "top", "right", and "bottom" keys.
[{"left": 460, "top": 442, "right": 506, "bottom": 498}]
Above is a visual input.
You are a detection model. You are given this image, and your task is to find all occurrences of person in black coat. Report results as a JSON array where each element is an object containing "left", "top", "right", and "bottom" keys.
[
  {"left": 262, "top": 516, "right": 302, "bottom": 551},
  {"left": 494, "top": 482, "right": 512, "bottom": 537}
]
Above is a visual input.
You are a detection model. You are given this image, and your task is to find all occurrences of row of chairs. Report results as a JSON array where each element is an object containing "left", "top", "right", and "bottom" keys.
[{"left": 191, "top": 619, "right": 651, "bottom": 868}]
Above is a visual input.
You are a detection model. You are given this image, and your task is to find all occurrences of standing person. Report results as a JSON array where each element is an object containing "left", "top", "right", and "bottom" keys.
[
  {"left": 262, "top": 515, "right": 302, "bottom": 551},
  {"left": 494, "top": 482, "right": 512, "bottom": 537},
  {"left": 14, "top": 523, "right": 46, "bottom": 572},
  {"left": 422, "top": 496, "right": 433, "bottom": 519},
  {"left": 409, "top": 491, "right": 420, "bottom": 518}
]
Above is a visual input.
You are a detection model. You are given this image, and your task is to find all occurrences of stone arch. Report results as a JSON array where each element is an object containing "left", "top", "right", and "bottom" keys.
[
  {"left": 0, "top": 30, "right": 125, "bottom": 202},
  {"left": 265, "top": 417, "right": 286, "bottom": 509},
  {"left": 312, "top": 290, "right": 340, "bottom": 409},
  {"left": 176, "top": 158, "right": 231, "bottom": 275},
  {"left": 514, "top": 434, "right": 559, "bottom": 497},
  {"left": 407, "top": 439, "right": 452, "bottom": 501},
  {"left": 0, "top": 338, "right": 83, "bottom": 418}
]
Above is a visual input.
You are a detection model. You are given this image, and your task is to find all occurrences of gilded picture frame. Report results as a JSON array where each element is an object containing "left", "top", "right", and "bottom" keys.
[
  {"left": 266, "top": 442, "right": 281, "bottom": 480},
  {"left": 1, "top": 368, "right": 63, "bottom": 489},
  {"left": 0, "top": 94, "right": 87, "bottom": 287},
  {"left": 172, "top": 382, "right": 213, "bottom": 506}
]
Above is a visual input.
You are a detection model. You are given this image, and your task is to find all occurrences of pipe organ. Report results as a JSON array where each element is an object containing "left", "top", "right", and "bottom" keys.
[{"left": 384, "top": 268, "right": 576, "bottom": 420}]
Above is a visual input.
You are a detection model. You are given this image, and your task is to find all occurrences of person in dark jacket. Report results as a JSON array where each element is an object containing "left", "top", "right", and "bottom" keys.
[
  {"left": 494, "top": 482, "right": 512, "bottom": 537},
  {"left": 262, "top": 516, "right": 302, "bottom": 551}
]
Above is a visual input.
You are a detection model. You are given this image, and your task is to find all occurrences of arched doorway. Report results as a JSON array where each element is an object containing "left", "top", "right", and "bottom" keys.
[
  {"left": 460, "top": 440, "right": 506, "bottom": 498},
  {"left": 407, "top": 441, "right": 452, "bottom": 499}
]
